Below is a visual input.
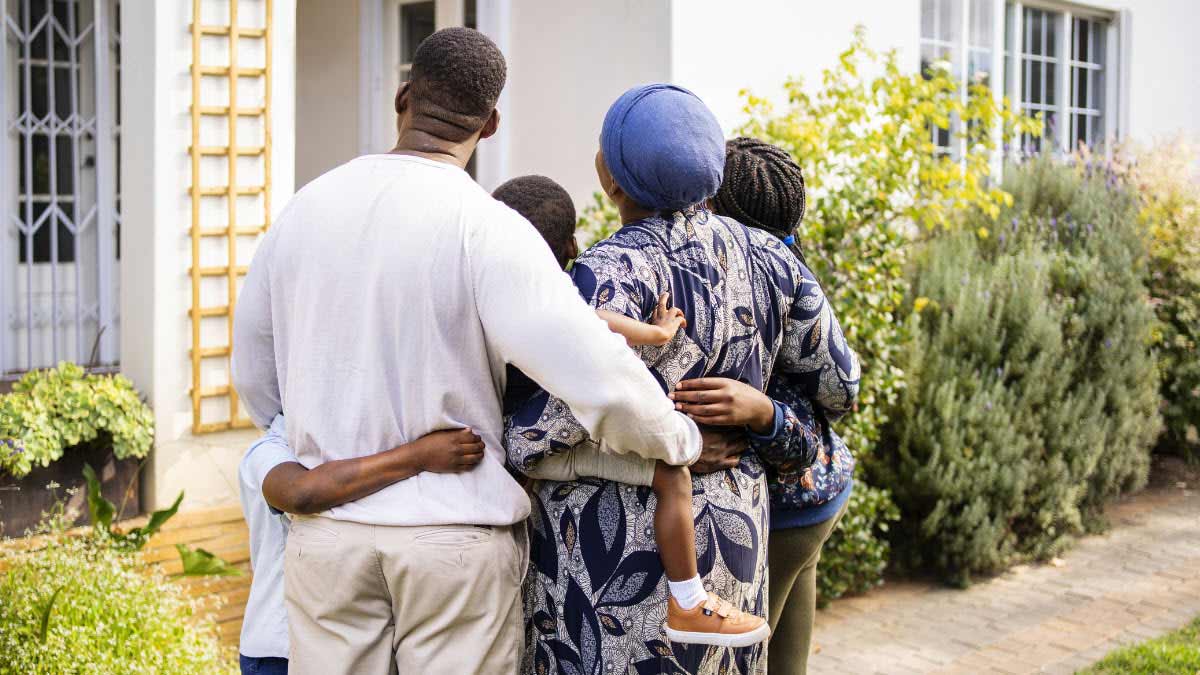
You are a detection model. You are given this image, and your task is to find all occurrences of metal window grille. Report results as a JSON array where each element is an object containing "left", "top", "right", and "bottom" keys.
[
  {"left": 1, "top": 0, "right": 120, "bottom": 378},
  {"left": 189, "top": 0, "right": 271, "bottom": 433}
]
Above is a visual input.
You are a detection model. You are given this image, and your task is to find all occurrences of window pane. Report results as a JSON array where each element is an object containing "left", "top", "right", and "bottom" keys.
[
  {"left": 400, "top": 1, "right": 435, "bottom": 65},
  {"left": 1045, "top": 11, "right": 1057, "bottom": 58},
  {"left": 464, "top": 0, "right": 476, "bottom": 30},
  {"left": 938, "top": 0, "right": 960, "bottom": 41},
  {"left": 1023, "top": 8, "right": 1039, "bottom": 56},
  {"left": 16, "top": 202, "right": 76, "bottom": 264},
  {"left": 921, "top": 0, "right": 937, "bottom": 39},
  {"left": 970, "top": 0, "right": 993, "bottom": 48},
  {"left": 969, "top": 49, "right": 992, "bottom": 87}
]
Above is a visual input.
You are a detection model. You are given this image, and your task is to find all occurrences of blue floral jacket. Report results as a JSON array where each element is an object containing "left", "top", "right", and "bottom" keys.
[{"left": 754, "top": 373, "right": 856, "bottom": 528}]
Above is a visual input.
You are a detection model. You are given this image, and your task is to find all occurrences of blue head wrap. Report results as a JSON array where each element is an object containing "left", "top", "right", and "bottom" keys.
[{"left": 600, "top": 84, "right": 725, "bottom": 213}]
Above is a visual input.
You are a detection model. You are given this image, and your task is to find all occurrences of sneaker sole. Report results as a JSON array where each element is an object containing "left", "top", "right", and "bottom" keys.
[{"left": 664, "top": 622, "right": 771, "bottom": 648}]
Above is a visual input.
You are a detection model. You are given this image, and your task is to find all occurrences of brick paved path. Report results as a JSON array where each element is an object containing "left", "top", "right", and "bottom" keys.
[{"left": 808, "top": 483, "right": 1200, "bottom": 674}]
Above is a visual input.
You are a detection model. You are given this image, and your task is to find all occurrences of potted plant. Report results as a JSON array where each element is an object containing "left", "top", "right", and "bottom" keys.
[{"left": 1, "top": 363, "right": 154, "bottom": 537}]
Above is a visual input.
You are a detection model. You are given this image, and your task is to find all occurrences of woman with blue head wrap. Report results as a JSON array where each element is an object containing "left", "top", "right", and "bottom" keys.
[
  {"left": 596, "top": 83, "right": 726, "bottom": 214},
  {"left": 506, "top": 85, "right": 861, "bottom": 675}
]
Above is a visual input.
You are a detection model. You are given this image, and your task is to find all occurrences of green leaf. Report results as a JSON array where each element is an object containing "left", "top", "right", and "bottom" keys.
[
  {"left": 174, "top": 544, "right": 242, "bottom": 578},
  {"left": 82, "top": 463, "right": 114, "bottom": 533},
  {"left": 37, "top": 585, "right": 64, "bottom": 643},
  {"left": 125, "top": 491, "right": 184, "bottom": 549}
]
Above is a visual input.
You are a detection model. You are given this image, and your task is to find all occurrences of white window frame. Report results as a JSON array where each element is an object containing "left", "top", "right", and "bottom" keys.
[
  {"left": 1003, "top": 0, "right": 1125, "bottom": 155},
  {"left": 918, "top": 0, "right": 1128, "bottom": 161},
  {"left": 919, "top": 0, "right": 1006, "bottom": 174}
]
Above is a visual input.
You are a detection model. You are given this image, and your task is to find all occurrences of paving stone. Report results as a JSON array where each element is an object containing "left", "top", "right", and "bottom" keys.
[{"left": 810, "top": 487, "right": 1200, "bottom": 675}]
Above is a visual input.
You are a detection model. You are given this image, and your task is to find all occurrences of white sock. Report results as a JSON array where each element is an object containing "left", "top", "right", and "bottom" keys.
[{"left": 668, "top": 575, "right": 707, "bottom": 610}]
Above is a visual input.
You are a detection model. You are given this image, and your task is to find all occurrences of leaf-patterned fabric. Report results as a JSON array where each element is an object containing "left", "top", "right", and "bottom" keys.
[{"left": 505, "top": 207, "right": 859, "bottom": 675}]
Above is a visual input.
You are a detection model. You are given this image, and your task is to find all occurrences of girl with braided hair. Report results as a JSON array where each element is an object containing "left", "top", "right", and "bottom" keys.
[{"left": 672, "top": 137, "right": 859, "bottom": 675}]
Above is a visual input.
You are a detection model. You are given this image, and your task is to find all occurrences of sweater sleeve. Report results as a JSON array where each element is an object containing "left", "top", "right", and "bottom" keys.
[{"left": 749, "top": 374, "right": 825, "bottom": 470}]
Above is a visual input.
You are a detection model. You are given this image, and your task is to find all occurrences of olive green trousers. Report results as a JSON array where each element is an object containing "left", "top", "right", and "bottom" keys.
[{"left": 767, "top": 497, "right": 850, "bottom": 675}]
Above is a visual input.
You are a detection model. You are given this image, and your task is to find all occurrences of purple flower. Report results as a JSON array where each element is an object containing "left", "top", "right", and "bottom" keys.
[
  {"left": 985, "top": 401, "right": 994, "bottom": 411},
  {"left": 1105, "top": 339, "right": 1114, "bottom": 349},
  {"left": 1050, "top": 217, "right": 1058, "bottom": 228}
]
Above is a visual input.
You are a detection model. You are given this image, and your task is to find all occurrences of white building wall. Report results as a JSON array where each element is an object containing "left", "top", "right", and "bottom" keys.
[
  {"left": 295, "top": 0, "right": 361, "bottom": 188},
  {"left": 121, "top": 0, "right": 296, "bottom": 510},
  {"left": 503, "top": 0, "right": 672, "bottom": 208},
  {"left": 1117, "top": 0, "right": 1200, "bottom": 143},
  {"left": 670, "top": 0, "right": 1199, "bottom": 145},
  {"left": 669, "top": 0, "right": 922, "bottom": 134}
]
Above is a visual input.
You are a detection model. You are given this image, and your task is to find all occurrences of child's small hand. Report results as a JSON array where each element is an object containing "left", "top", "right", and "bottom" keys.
[
  {"left": 413, "top": 428, "right": 486, "bottom": 473},
  {"left": 650, "top": 293, "right": 687, "bottom": 345}
]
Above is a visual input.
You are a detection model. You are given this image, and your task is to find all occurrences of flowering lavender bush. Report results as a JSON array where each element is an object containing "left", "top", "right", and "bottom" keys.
[{"left": 878, "top": 156, "right": 1161, "bottom": 584}]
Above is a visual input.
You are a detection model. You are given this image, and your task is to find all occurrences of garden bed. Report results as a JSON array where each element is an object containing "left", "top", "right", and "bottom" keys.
[{"left": 0, "top": 442, "right": 141, "bottom": 538}]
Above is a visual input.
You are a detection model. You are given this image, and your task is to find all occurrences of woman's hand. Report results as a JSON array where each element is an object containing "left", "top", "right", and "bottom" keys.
[
  {"left": 670, "top": 377, "right": 776, "bottom": 434},
  {"left": 690, "top": 427, "right": 748, "bottom": 474}
]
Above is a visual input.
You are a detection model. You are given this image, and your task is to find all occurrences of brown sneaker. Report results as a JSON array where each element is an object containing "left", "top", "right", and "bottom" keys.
[{"left": 664, "top": 592, "right": 771, "bottom": 647}]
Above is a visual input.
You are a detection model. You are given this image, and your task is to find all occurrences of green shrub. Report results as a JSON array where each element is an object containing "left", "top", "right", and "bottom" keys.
[
  {"left": 1121, "top": 140, "right": 1200, "bottom": 462},
  {"left": 0, "top": 527, "right": 235, "bottom": 674},
  {"left": 0, "top": 362, "right": 154, "bottom": 478},
  {"left": 994, "top": 156, "right": 1160, "bottom": 519},
  {"left": 576, "top": 191, "right": 621, "bottom": 249},
  {"left": 817, "top": 482, "right": 899, "bottom": 604},
  {"left": 735, "top": 27, "right": 1037, "bottom": 597},
  {"left": 880, "top": 158, "right": 1160, "bottom": 584}
]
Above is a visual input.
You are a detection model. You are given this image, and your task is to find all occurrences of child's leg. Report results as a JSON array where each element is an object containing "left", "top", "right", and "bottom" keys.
[{"left": 651, "top": 462, "right": 698, "bottom": 583}]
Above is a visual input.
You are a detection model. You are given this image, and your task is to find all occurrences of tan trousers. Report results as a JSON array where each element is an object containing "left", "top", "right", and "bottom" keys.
[{"left": 284, "top": 515, "right": 527, "bottom": 675}]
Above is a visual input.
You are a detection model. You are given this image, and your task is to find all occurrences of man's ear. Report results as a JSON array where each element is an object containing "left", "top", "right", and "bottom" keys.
[
  {"left": 394, "top": 82, "right": 411, "bottom": 116},
  {"left": 479, "top": 108, "right": 500, "bottom": 140}
]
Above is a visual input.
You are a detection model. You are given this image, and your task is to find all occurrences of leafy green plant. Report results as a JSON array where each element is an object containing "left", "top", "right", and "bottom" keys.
[
  {"left": 1118, "top": 139, "right": 1200, "bottom": 462},
  {"left": 736, "top": 27, "right": 1039, "bottom": 597},
  {"left": 817, "top": 483, "right": 899, "bottom": 605},
  {"left": 880, "top": 157, "right": 1161, "bottom": 584},
  {"left": 575, "top": 191, "right": 621, "bottom": 249},
  {"left": 82, "top": 463, "right": 241, "bottom": 577},
  {"left": 0, "top": 529, "right": 236, "bottom": 674},
  {"left": 0, "top": 362, "right": 154, "bottom": 478}
]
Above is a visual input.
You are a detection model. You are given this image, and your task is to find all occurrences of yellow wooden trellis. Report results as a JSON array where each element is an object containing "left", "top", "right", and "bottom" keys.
[{"left": 188, "top": 0, "right": 273, "bottom": 434}]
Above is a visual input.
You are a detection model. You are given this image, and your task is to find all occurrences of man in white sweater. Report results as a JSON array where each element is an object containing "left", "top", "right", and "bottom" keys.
[{"left": 231, "top": 27, "right": 700, "bottom": 674}]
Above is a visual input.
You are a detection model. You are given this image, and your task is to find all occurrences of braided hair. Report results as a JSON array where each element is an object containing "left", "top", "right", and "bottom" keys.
[{"left": 712, "top": 137, "right": 808, "bottom": 266}]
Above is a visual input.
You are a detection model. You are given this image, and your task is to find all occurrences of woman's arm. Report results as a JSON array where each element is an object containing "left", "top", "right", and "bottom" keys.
[
  {"left": 262, "top": 428, "right": 485, "bottom": 515},
  {"left": 671, "top": 375, "right": 823, "bottom": 470}
]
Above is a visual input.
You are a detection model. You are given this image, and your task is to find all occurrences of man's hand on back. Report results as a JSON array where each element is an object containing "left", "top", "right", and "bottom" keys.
[{"left": 690, "top": 427, "right": 749, "bottom": 474}]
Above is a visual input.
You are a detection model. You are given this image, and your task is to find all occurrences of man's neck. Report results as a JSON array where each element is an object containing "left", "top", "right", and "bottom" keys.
[{"left": 389, "top": 129, "right": 475, "bottom": 170}]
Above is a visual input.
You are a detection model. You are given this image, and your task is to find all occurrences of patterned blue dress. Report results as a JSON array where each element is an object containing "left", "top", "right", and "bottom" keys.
[{"left": 505, "top": 208, "right": 859, "bottom": 675}]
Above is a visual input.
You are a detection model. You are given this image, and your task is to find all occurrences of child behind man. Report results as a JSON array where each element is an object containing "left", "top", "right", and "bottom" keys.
[{"left": 492, "top": 175, "right": 770, "bottom": 648}]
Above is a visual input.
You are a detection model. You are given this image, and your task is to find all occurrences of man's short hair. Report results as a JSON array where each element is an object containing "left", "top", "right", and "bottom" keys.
[
  {"left": 408, "top": 27, "right": 506, "bottom": 142},
  {"left": 492, "top": 176, "right": 577, "bottom": 265}
]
